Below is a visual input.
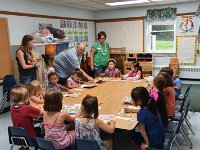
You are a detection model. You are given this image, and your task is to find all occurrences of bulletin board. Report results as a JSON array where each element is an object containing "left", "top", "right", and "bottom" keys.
[
  {"left": 96, "top": 20, "right": 144, "bottom": 52},
  {"left": 0, "top": 18, "right": 13, "bottom": 79},
  {"left": 176, "top": 35, "right": 197, "bottom": 65}
]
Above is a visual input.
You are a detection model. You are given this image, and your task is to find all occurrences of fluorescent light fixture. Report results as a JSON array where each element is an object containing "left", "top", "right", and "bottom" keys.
[
  {"left": 105, "top": 0, "right": 150, "bottom": 6},
  {"left": 150, "top": 0, "right": 165, "bottom": 1}
]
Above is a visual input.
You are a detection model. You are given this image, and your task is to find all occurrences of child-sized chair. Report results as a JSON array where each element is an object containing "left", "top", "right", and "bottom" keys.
[
  {"left": 75, "top": 139, "right": 100, "bottom": 150},
  {"left": 8, "top": 126, "right": 34, "bottom": 150},
  {"left": 35, "top": 137, "right": 55, "bottom": 150}
]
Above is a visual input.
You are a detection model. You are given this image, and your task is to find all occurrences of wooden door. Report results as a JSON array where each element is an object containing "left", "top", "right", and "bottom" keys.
[{"left": 0, "top": 18, "right": 13, "bottom": 79}]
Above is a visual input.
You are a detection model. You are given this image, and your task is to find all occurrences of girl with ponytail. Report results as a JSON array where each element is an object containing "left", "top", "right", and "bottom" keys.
[
  {"left": 131, "top": 87, "right": 164, "bottom": 150},
  {"left": 75, "top": 95, "right": 115, "bottom": 150}
]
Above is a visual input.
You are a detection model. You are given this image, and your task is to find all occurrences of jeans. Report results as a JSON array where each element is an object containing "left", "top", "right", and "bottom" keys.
[{"left": 94, "top": 66, "right": 107, "bottom": 75}]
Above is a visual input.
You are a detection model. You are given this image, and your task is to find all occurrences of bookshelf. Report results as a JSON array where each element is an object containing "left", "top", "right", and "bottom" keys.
[{"left": 124, "top": 52, "right": 153, "bottom": 77}]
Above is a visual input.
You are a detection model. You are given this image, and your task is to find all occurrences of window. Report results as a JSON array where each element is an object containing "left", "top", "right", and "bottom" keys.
[{"left": 147, "top": 21, "right": 176, "bottom": 53}]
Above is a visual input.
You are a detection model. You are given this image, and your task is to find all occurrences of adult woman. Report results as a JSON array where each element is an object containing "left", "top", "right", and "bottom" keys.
[
  {"left": 16, "top": 35, "right": 40, "bottom": 86},
  {"left": 90, "top": 31, "right": 110, "bottom": 76}
]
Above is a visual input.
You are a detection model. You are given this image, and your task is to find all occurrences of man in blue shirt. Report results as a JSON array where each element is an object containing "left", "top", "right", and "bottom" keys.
[
  {"left": 172, "top": 68, "right": 181, "bottom": 98},
  {"left": 54, "top": 42, "right": 93, "bottom": 85}
]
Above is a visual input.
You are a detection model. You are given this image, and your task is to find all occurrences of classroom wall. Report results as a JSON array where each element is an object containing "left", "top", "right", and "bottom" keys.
[
  {"left": 95, "top": 1, "right": 200, "bottom": 78},
  {"left": 0, "top": 0, "right": 96, "bottom": 105}
]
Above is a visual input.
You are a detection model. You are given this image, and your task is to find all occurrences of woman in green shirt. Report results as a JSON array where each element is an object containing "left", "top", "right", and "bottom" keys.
[{"left": 90, "top": 31, "right": 110, "bottom": 76}]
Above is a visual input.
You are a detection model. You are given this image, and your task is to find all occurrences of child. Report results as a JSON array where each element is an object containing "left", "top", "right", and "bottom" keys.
[
  {"left": 122, "top": 61, "right": 142, "bottom": 80},
  {"left": 43, "top": 91, "right": 76, "bottom": 149},
  {"left": 153, "top": 75, "right": 168, "bottom": 128},
  {"left": 75, "top": 95, "right": 116, "bottom": 150},
  {"left": 131, "top": 87, "right": 164, "bottom": 150},
  {"left": 100, "top": 59, "right": 121, "bottom": 77},
  {"left": 46, "top": 72, "right": 71, "bottom": 93},
  {"left": 172, "top": 68, "right": 181, "bottom": 98},
  {"left": 42, "top": 54, "right": 55, "bottom": 90},
  {"left": 67, "top": 68, "right": 83, "bottom": 88},
  {"left": 160, "top": 72, "right": 175, "bottom": 118},
  {"left": 29, "top": 80, "right": 44, "bottom": 105},
  {"left": 159, "top": 67, "right": 173, "bottom": 77},
  {"left": 10, "top": 86, "right": 43, "bottom": 139}
]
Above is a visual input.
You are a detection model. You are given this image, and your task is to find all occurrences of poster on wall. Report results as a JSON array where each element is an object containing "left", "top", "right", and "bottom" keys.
[
  {"left": 60, "top": 20, "right": 66, "bottom": 34},
  {"left": 79, "top": 21, "right": 84, "bottom": 34},
  {"left": 74, "top": 35, "right": 79, "bottom": 45},
  {"left": 73, "top": 21, "right": 79, "bottom": 34},
  {"left": 67, "top": 35, "right": 74, "bottom": 48},
  {"left": 177, "top": 15, "right": 195, "bottom": 34},
  {"left": 39, "top": 23, "right": 52, "bottom": 30},
  {"left": 176, "top": 35, "right": 197, "bottom": 65},
  {"left": 84, "top": 35, "right": 88, "bottom": 47},
  {"left": 66, "top": 20, "right": 73, "bottom": 34},
  {"left": 84, "top": 22, "right": 88, "bottom": 34}
]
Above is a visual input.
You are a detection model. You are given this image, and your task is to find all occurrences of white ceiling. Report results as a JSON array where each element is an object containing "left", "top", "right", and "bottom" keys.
[{"left": 34, "top": 0, "right": 199, "bottom": 11}]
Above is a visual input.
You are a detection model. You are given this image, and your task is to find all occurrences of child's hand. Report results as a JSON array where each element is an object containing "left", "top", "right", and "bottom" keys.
[
  {"left": 107, "top": 120, "right": 116, "bottom": 125},
  {"left": 140, "top": 143, "right": 149, "bottom": 150},
  {"left": 68, "top": 89, "right": 73, "bottom": 94},
  {"left": 124, "top": 107, "right": 132, "bottom": 113}
]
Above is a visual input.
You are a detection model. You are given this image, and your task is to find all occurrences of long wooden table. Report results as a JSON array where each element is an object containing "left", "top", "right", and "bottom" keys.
[{"left": 36, "top": 79, "right": 146, "bottom": 130}]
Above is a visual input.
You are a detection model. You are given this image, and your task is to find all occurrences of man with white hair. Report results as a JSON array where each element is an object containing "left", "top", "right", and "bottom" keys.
[{"left": 54, "top": 42, "right": 93, "bottom": 85}]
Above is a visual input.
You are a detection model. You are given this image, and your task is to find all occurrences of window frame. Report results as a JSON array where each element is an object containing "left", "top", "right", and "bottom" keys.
[{"left": 147, "top": 20, "right": 176, "bottom": 53}]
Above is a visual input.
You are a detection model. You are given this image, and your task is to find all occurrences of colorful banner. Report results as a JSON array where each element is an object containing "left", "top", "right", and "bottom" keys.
[{"left": 146, "top": 7, "right": 177, "bottom": 22}]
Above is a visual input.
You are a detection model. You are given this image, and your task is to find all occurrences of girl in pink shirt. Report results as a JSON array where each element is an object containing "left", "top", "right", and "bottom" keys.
[{"left": 122, "top": 61, "right": 142, "bottom": 80}]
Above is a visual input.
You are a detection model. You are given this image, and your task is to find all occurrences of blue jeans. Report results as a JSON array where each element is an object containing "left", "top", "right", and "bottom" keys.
[
  {"left": 19, "top": 74, "right": 36, "bottom": 84},
  {"left": 94, "top": 66, "right": 107, "bottom": 75}
]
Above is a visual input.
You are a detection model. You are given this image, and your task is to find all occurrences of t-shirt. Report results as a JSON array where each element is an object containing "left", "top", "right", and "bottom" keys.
[
  {"left": 43, "top": 66, "right": 55, "bottom": 90},
  {"left": 54, "top": 48, "right": 82, "bottom": 78},
  {"left": 137, "top": 108, "right": 164, "bottom": 149},
  {"left": 164, "top": 87, "right": 175, "bottom": 117},
  {"left": 92, "top": 41, "right": 110, "bottom": 67},
  {"left": 10, "top": 104, "right": 40, "bottom": 138},
  {"left": 173, "top": 77, "right": 181, "bottom": 97},
  {"left": 105, "top": 68, "right": 120, "bottom": 77},
  {"left": 128, "top": 70, "right": 141, "bottom": 78},
  {"left": 157, "top": 91, "right": 168, "bottom": 128}
]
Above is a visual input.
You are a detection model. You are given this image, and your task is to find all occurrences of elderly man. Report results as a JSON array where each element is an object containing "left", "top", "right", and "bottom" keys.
[{"left": 54, "top": 42, "right": 93, "bottom": 85}]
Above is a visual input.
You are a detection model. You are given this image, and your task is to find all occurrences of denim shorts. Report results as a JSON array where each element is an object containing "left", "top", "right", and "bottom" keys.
[
  {"left": 19, "top": 74, "right": 36, "bottom": 84},
  {"left": 94, "top": 66, "right": 107, "bottom": 75}
]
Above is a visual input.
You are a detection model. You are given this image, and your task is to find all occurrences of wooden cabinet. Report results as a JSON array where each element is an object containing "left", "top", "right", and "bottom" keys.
[{"left": 124, "top": 52, "right": 153, "bottom": 77}]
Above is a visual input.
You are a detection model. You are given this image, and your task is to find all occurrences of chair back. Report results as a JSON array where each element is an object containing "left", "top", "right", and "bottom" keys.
[
  {"left": 179, "top": 84, "right": 192, "bottom": 112},
  {"left": 3, "top": 75, "right": 16, "bottom": 95},
  {"left": 75, "top": 139, "right": 100, "bottom": 150},
  {"left": 35, "top": 137, "right": 55, "bottom": 150},
  {"left": 8, "top": 126, "right": 33, "bottom": 147}
]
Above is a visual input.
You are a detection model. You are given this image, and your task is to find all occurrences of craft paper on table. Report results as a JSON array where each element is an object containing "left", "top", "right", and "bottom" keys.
[{"left": 62, "top": 92, "right": 80, "bottom": 98}]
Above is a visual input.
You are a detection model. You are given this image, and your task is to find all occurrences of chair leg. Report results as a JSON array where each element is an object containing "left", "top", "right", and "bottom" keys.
[
  {"left": 10, "top": 144, "right": 14, "bottom": 150},
  {"left": 174, "top": 139, "right": 182, "bottom": 150},
  {"left": 186, "top": 122, "right": 195, "bottom": 135},
  {"left": 182, "top": 125, "right": 189, "bottom": 136},
  {"left": 186, "top": 118, "right": 192, "bottom": 127},
  {"left": 180, "top": 129, "right": 193, "bottom": 149}
]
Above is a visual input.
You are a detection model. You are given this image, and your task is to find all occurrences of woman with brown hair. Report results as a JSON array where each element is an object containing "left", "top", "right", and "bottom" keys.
[
  {"left": 16, "top": 35, "right": 40, "bottom": 86},
  {"left": 90, "top": 31, "right": 110, "bottom": 76}
]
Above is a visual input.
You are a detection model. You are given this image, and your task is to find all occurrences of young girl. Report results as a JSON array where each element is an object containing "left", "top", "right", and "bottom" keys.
[
  {"left": 122, "top": 61, "right": 142, "bottom": 80},
  {"left": 46, "top": 72, "right": 71, "bottom": 93},
  {"left": 42, "top": 54, "right": 55, "bottom": 90},
  {"left": 131, "top": 87, "right": 164, "bottom": 150},
  {"left": 29, "top": 80, "right": 44, "bottom": 105},
  {"left": 10, "top": 86, "right": 43, "bottom": 139},
  {"left": 75, "top": 95, "right": 116, "bottom": 150},
  {"left": 100, "top": 59, "right": 121, "bottom": 77},
  {"left": 43, "top": 91, "right": 76, "bottom": 149},
  {"left": 16, "top": 35, "right": 40, "bottom": 86},
  {"left": 67, "top": 68, "right": 83, "bottom": 88},
  {"left": 160, "top": 72, "right": 175, "bottom": 118},
  {"left": 152, "top": 75, "right": 168, "bottom": 128}
]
